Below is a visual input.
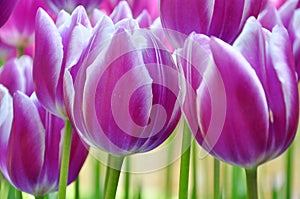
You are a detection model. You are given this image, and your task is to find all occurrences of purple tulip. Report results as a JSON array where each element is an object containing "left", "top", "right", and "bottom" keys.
[
  {"left": 0, "top": 0, "right": 18, "bottom": 28},
  {"left": 100, "top": 0, "right": 159, "bottom": 20},
  {"left": 63, "top": 16, "right": 181, "bottom": 156},
  {"left": 160, "top": 0, "right": 268, "bottom": 47},
  {"left": 0, "top": 0, "right": 46, "bottom": 48},
  {"left": 259, "top": 0, "right": 300, "bottom": 79},
  {"left": 0, "top": 56, "right": 34, "bottom": 96},
  {"left": 177, "top": 17, "right": 299, "bottom": 168},
  {"left": 44, "top": 0, "right": 103, "bottom": 14},
  {"left": 33, "top": 7, "right": 93, "bottom": 118},
  {"left": 0, "top": 88, "right": 88, "bottom": 196}
]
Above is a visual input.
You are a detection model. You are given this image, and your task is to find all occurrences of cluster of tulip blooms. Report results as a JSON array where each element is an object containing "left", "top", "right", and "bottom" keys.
[{"left": 0, "top": 0, "right": 299, "bottom": 198}]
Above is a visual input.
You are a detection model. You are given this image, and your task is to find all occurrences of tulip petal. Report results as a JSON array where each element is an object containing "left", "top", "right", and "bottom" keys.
[
  {"left": 0, "top": 0, "right": 17, "bottom": 27},
  {"left": 0, "top": 85, "right": 13, "bottom": 180},
  {"left": 266, "top": 25, "right": 299, "bottom": 157},
  {"left": 33, "top": 8, "right": 63, "bottom": 116},
  {"left": 7, "top": 91, "right": 45, "bottom": 193},
  {"left": 200, "top": 37, "right": 269, "bottom": 167}
]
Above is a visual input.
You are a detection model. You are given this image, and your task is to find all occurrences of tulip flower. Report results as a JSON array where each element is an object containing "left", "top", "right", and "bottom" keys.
[
  {"left": 33, "top": 7, "right": 92, "bottom": 118},
  {"left": 160, "top": 0, "right": 268, "bottom": 47},
  {"left": 44, "top": 0, "right": 103, "bottom": 14},
  {"left": 0, "top": 89, "right": 88, "bottom": 197},
  {"left": 0, "top": 0, "right": 18, "bottom": 28},
  {"left": 100, "top": 0, "right": 159, "bottom": 20},
  {"left": 64, "top": 15, "right": 181, "bottom": 156},
  {"left": 0, "top": 0, "right": 46, "bottom": 51},
  {"left": 91, "top": 1, "right": 153, "bottom": 28},
  {"left": 0, "top": 56, "right": 34, "bottom": 96},
  {"left": 178, "top": 16, "right": 298, "bottom": 169},
  {"left": 177, "top": 17, "right": 298, "bottom": 198},
  {"left": 63, "top": 16, "right": 181, "bottom": 198},
  {"left": 259, "top": 0, "right": 300, "bottom": 79}
]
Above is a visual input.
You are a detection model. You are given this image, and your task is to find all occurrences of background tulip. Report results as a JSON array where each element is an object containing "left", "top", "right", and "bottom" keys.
[
  {"left": 0, "top": 0, "right": 18, "bottom": 28},
  {"left": 90, "top": 1, "right": 153, "bottom": 28},
  {"left": 0, "top": 56, "right": 34, "bottom": 96},
  {"left": 269, "top": 0, "right": 287, "bottom": 7},
  {"left": 44, "top": 0, "right": 103, "bottom": 14},
  {"left": 64, "top": 16, "right": 182, "bottom": 156},
  {"left": 177, "top": 17, "right": 298, "bottom": 168},
  {"left": 33, "top": 7, "right": 92, "bottom": 118},
  {"left": 100, "top": 0, "right": 159, "bottom": 20},
  {"left": 160, "top": 0, "right": 268, "bottom": 47},
  {"left": 0, "top": 0, "right": 46, "bottom": 51},
  {"left": 0, "top": 90, "right": 88, "bottom": 196},
  {"left": 259, "top": 0, "right": 300, "bottom": 79}
]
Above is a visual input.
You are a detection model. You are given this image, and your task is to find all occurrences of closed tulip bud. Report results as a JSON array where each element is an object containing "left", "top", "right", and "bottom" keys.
[
  {"left": 0, "top": 88, "right": 88, "bottom": 196},
  {"left": 177, "top": 17, "right": 299, "bottom": 168},
  {"left": 160, "top": 0, "right": 268, "bottom": 47},
  {"left": 33, "top": 7, "right": 93, "bottom": 118},
  {"left": 64, "top": 16, "right": 182, "bottom": 156}
]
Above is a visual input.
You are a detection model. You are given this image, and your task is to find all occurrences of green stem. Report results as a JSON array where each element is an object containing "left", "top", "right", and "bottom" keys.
[
  {"left": 35, "top": 195, "right": 44, "bottom": 199},
  {"left": 17, "top": 46, "right": 24, "bottom": 57},
  {"left": 165, "top": 137, "right": 174, "bottom": 199},
  {"left": 124, "top": 157, "right": 131, "bottom": 199},
  {"left": 95, "top": 160, "right": 101, "bottom": 199},
  {"left": 15, "top": 189, "right": 22, "bottom": 199},
  {"left": 103, "top": 154, "right": 124, "bottom": 199},
  {"left": 58, "top": 120, "right": 73, "bottom": 199},
  {"left": 245, "top": 167, "right": 258, "bottom": 199},
  {"left": 75, "top": 177, "right": 79, "bottom": 199},
  {"left": 191, "top": 141, "right": 197, "bottom": 199},
  {"left": 214, "top": 159, "right": 220, "bottom": 199},
  {"left": 286, "top": 145, "right": 293, "bottom": 199},
  {"left": 178, "top": 122, "right": 192, "bottom": 199}
]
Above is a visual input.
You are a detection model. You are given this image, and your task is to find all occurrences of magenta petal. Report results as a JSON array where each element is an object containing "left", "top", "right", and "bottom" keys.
[
  {"left": 266, "top": 25, "right": 299, "bottom": 156},
  {"left": 0, "top": 59, "right": 26, "bottom": 95},
  {"left": 7, "top": 91, "right": 45, "bottom": 193},
  {"left": 110, "top": 1, "right": 133, "bottom": 23},
  {"left": 202, "top": 37, "right": 269, "bottom": 167},
  {"left": 0, "top": 0, "right": 17, "bottom": 27},
  {"left": 0, "top": 85, "right": 13, "bottom": 180},
  {"left": 68, "top": 131, "right": 88, "bottom": 184},
  {"left": 33, "top": 8, "right": 64, "bottom": 116}
]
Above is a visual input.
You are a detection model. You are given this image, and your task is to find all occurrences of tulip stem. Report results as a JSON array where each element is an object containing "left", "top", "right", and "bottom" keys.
[
  {"left": 15, "top": 189, "right": 22, "bottom": 199},
  {"left": 124, "top": 157, "right": 131, "bottom": 199},
  {"left": 94, "top": 160, "right": 102, "bottom": 199},
  {"left": 103, "top": 154, "right": 124, "bottom": 199},
  {"left": 35, "top": 196, "right": 44, "bottom": 199},
  {"left": 191, "top": 141, "right": 198, "bottom": 199},
  {"left": 58, "top": 120, "right": 73, "bottom": 199},
  {"left": 214, "top": 158, "right": 220, "bottom": 199},
  {"left": 178, "top": 122, "right": 192, "bottom": 199},
  {"left": 245, "top": 167, "right": 258, "bottom": 199},
  {"left": 17, "top": 46, "right": 24, "bottom": 57},
  {"left": 286, "top": 145, "right": 293, "bottom": 199},
  {"left": 75, "top": 177, "right": 80, "bottom": 199}
]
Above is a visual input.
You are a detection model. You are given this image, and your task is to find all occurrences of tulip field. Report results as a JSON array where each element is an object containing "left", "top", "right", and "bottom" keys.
[{"left": 0, "top": 0, "right": 300, "bottom": 199}]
